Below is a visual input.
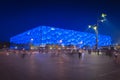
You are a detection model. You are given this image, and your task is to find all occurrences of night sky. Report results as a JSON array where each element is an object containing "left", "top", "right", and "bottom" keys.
[{"left": 0, "top": 0, "right": 120, "bottom": 43}]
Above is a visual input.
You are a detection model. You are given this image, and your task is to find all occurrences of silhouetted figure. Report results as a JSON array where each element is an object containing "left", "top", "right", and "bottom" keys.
[
  {"left": 107, "top": 47, "right": 114, "bottom": 58},
  {"left": 97, "top": 49, "right": 100, "bottom": 55},
  {"left": 22, "top": 53, "right": 25, "bottom": 58},
  {"left": 113, "top": 51, "right": 118, "bottom": 64},
  {"left": 71, "top": 49, "right": 76, "bottom": 55},
  {"left": 88, "top": 49, "right": 91, "bottom": 54},
  {"left": 78, "top": 49, "right": 82, "bottom": 59},
  {"left": 106, "top": 48, "right": 109, "bottom": 56},
  {"left": 21, "top": 51, "right": 26, "bottom": 58}
]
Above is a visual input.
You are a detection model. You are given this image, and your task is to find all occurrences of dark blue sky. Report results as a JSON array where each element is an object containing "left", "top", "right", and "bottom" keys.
[{"left": 0, "top": 0, "right": 120, "bottom": 43}]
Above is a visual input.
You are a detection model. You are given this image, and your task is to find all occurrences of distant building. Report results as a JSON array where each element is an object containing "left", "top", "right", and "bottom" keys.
[{"left": 10, "top": 26, "right": 112, "bottom": 49}]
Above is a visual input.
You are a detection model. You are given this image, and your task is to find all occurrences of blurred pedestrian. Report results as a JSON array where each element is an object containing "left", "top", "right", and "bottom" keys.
[
  {"left": 88, "top": 49, "right": 91, "bottom": 54},
  {"left": 21, "top": 50, "right": 26, "bottom": 58},
  {"left": 78, "top": 49, "right": 82, "bottom": 59}
]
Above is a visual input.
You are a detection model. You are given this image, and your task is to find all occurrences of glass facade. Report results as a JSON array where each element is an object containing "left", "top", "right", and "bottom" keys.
[{"left": 10, "top": 26, "right": 112, "bottom": 48}]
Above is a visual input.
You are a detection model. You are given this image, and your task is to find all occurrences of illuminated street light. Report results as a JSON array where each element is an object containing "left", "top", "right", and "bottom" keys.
[
  {"left": 100, "top": 20, "right": 104, "bottom": 22},
  {"left": 88, "top": 25, "right": 92, "bottom": 28},
  {"left": 93, "top": 26, "right": 97, "bottom": 30},
  {"left": 101, "top": 13, "right": 107, "bottom": 18},
  {"left": 88, "top": 13, "right": 107, "bottom": 50}
]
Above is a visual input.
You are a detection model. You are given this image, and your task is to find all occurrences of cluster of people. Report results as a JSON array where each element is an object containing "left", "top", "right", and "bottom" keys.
[
  {"left": 2, "top": 48, "right": 86, "bottom": 59},
  {"left": 2, "top": 47, "right": 120, "bottom": 64},
  {"left": 113, "top": 50, "right": 120, "bottom": 64},
  {"left": 102, "top": 47, "right": 120, "bottom": 64}
]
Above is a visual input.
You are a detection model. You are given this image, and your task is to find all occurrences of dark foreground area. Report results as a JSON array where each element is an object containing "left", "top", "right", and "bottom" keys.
[{"left": 0, "top": 53, "right": 120, "bottom": 80}]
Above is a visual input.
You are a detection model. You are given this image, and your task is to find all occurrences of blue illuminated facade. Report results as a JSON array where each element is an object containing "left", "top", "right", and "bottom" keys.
[{"left": 10, "top": 26, "right": 112, "bottom": 49}]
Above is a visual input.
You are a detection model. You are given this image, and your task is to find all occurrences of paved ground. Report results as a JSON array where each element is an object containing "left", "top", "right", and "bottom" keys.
[{"left": 0, "top": 52, "right": 120, "bottom": 80}]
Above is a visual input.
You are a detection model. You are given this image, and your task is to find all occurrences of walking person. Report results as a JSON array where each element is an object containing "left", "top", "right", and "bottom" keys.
[
  {"left": 113, "top": 51, "right": 118, "bottom": 64},
  {"left": 88, "top": 49, "right": 91, "bottom": 54},
  {"left": 114, "top": 50, "right": 120, "bottom": 64},
  {"left": 21, "top": 50, "right": 26, "bottom": 58},
  {"left": 78, "top": 49, "right": 82, "bottom": 59},
  {"left": 108, "top": 47, "right": 114, "bottom": 58}
]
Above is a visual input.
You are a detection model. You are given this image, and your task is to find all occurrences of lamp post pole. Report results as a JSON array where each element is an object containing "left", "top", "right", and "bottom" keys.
[
  {"left": 30, "top": 38, "right": 34, "bottom": 50},
  {"left": 88, "top": 25, "right": 98, "bottom": 50},
  {"left": 95, "top": 26, "right": 98, "bottom": 50},
  {"left": 88, "top": 13, "right": 107, "bottom": 51}
]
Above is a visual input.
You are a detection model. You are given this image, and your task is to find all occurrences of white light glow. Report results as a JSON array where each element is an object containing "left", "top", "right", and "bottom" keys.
[
  {"left": 88, "top": 25, "right": 91, "bottom": 28},
  {"left": 93, "top": 26, "right": 97, "bottom": 30},
  {"left": 31, "top": 38, "right": 34, "bottom": 41}
]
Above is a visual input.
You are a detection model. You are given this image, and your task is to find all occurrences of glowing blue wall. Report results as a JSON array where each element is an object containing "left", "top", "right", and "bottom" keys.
[{"left": 10, "top": 26, "right": 112, "bottom": 48}]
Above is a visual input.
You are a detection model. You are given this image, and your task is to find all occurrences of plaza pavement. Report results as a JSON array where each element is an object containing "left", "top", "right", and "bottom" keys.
[{"left": 0, "top": 52, "right": 120, "bottom": 80}]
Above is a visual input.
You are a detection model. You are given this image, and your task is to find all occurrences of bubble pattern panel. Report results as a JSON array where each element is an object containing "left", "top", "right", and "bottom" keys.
[{"left": 10, "top": 26, "right": 111, "bottom": 47}]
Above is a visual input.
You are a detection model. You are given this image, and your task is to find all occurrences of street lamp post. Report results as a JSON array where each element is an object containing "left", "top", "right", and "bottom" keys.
[
  {"left": 88, "top": 25, "right": 98, "bottom": 49},
  {"left": 93, "top": 26, "right": 98, "bottom": 50},
  {"left": 88, "top": 13, "right": 107, "bottom": 50},
  {"left": 30, "top": 38, "right": 34, "bottom": 49}
]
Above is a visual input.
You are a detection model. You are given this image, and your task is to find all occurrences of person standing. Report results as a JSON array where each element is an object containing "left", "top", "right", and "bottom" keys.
[
  {"left": 88, "top": 49, "right": 91, "bottom": 54},
  {"left": 78, "top": 49, "right": 82, "bottom": 59}
]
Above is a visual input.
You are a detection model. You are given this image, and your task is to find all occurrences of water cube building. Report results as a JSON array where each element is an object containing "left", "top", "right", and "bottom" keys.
[{"left": 10, "top": 26, "right": 112, "bottom": 49}]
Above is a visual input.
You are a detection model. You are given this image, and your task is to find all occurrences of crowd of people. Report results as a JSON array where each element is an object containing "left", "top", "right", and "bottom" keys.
[{"left": 1, "top": 47, "right": 120, "bottom": 64}]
